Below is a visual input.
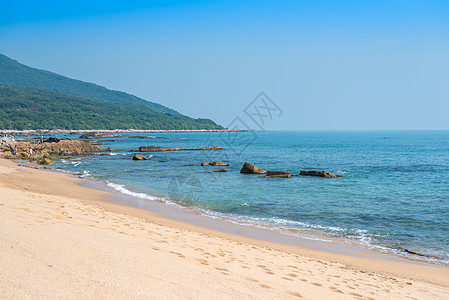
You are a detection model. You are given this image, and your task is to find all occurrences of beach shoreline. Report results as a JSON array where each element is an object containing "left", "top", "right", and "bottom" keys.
[
  {"left": 1, "top": 157, "right": 449, "bottom": 298},
  {"left": 81, "top": 175, "right": 447, "bottom": 268}
]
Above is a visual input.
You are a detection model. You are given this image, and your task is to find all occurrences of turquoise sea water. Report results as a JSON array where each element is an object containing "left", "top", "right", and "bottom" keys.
[{"left": 52, "top": 131, "right": 449, "bottom": 264}]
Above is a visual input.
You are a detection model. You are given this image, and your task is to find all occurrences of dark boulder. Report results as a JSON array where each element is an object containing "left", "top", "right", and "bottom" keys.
[
  {"left": 266, "top": 171, "right": 292, "bottom": 178},
  {"left": 299, "top": 170, "right": 342, "bottom": 178},
  {"left": 240, "top": 162, "right": 266, "bottom": 174},
  {"left": 44, "top": 137, "right": 60, "bottom": 143},
  {"left": 213, "top": 169, "right": 228, "bottom": 172},
  {"left": 132, "top": 154, "right": 148, "bottom": 160}
]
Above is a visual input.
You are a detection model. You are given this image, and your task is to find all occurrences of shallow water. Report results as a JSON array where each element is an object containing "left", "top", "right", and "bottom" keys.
[{"left": 51, "top": 131, "right": 449, "bottom": 264}]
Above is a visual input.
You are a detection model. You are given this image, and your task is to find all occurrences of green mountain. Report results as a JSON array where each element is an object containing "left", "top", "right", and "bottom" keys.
[
  {"left": 0, "top": 53, "right": 179, "bottom": 115},
  {"left": 0, "top": 54, "right": 223, "bottom": 130},
  {"left": 0, "top": 85, "right": 222, "bottom": 130}
]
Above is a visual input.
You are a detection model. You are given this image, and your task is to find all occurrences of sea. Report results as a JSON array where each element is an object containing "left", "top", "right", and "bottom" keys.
[{"left": 47, "top": 131, "right": 449, "bottom": 265}]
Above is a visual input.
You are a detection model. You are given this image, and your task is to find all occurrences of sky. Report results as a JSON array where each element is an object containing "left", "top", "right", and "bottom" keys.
[{"left": 1, "top": 0, "right": 449, "bottom": 130}]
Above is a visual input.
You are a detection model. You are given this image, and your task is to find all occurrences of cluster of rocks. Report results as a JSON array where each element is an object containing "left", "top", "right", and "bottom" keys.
[
  {"left": 240, "top": 162, "right": 341, "bottom": 178},
  {"left": 132, "top": 156, "right": 341, "bottom": 179},
  {"left": 0, "top": 138, "right": 106, "bottom": 158},
  {"left": 38, "top": 153, "right": 55, "bottom": 165},
  {"left": 239, "top": 162, "right": 292, "bottom": 178}
]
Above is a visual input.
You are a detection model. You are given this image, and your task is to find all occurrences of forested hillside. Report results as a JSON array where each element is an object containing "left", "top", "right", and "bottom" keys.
[
  {"left": 0, "top": 85, "right": 222, "bottom": 130},
  {"left": 0, "top": 54, "right": 179, "bottom": 115}
]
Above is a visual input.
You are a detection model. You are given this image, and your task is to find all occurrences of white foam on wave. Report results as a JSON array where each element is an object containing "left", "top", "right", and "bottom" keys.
[
  {"left": 107, "top": 182, "right": 161, "bottom": 201},
  {"left": 108, "top": 152, "right": 128, "bottom": 156},
  {"left": 195, "top": 209, "right": 336, "bottom": 242},
  {"left": 335, "top": 170, "right": 349, "bottom": 175},
  {"left": 78, "top": 170, "right": 91, "bottom": 178}
]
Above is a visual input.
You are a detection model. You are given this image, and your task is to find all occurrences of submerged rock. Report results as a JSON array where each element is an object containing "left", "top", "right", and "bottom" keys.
[
  {"left": 266, "top": 171, "right": 292, "bottom": 178},
  {"left": 127, "top": 136, "right": 155, "bottom": 139},
  {"left": 79, "top": 133, "right": 99, "bottom": 139},
  {"left": 201, "top": 161, "right": 229, "bottom": 166},
  {"left": 209, "top": 161, "right": 229, "bottom": 166},
  {"left": 132, "top": 146, "right": 222, "bottom": 152},
  {"left": 79, "top": 133, "right": 121, "bottom": 139},
  {"left": 213, "top": 169, "right": 228, "bottom": 172},
  {"left": 132, "top": 154, "right": 148, "bottom": 160},
  {"left": 240, "top": 162, "right": 266, "bottom": 174},
  {"left": 299, "top": 170, "right": 342, "bottom": 178}
]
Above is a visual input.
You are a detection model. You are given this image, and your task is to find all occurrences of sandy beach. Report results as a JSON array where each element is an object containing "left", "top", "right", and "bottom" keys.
[{"left": 1, "top": 158, "right": 448, "bottom": 299}]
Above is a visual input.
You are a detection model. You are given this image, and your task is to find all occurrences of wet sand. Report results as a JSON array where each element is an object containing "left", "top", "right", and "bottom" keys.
[{"left": 1, "top": 158, "right": 448, "bottom": 299}]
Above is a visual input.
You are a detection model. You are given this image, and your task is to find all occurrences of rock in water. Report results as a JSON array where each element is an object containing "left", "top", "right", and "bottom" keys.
[
  {"left": 134, "top": 146, "right": 222, "bottom": 152},
  {"left": 266, "top": 171, "right": 292, "bottom": 178},
  {"left": 132, "top": 154, "right": 148, "bottom": 160},
  {"left": 201, "top": 162, "right": 210, "bottom": 166},
  {"left": 213, "top": 169, "right": 228, "bottom": 172},
  {"left": 79, "top": 133, "right": 99, "bottom": 139},
  {"left": 240, "top": 162, "right": 267, "bottom": 174},
  {"left": 209, "top": 161, "right": 229, "bottom": 166},
  {"left": 42, "top": 153, "right": 52, "bottom": 159},
  {"left": 38, "top": 158, "right": 55, "bottom": 165},
  {"left": 299, "top": 170, "right": 342, "bottom": 178}
]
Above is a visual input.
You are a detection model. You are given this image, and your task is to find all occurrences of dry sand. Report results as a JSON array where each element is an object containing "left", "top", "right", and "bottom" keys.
[{"left": 0, "top": 158, "right": 448, "bottom": 299}]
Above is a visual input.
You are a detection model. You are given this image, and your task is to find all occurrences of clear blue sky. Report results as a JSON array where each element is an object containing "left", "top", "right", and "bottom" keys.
[{"left": 1, "top": 0, "right": 448, "bottom": 130}]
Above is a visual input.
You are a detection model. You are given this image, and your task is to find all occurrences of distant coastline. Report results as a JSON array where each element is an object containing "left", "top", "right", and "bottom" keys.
[{"left": 0, "top": 129, "right": 251, "bottom": 135}]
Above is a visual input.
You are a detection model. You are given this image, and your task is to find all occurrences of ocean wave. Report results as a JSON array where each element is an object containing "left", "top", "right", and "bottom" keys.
[
  {"left": 107, "top": 182, "right": 161, "bottom": 201},
  {"left": 79, "top": 170, "right": 91, "bottom": 178}
]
